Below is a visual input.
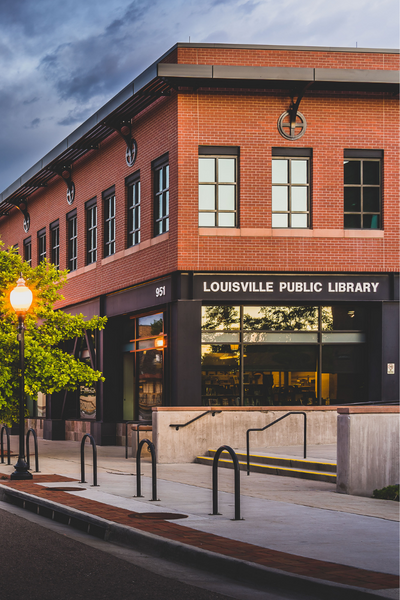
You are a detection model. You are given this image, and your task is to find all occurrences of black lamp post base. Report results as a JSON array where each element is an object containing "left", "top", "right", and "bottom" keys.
[{"left": 10, "top": 458, "right": 33, "bottom": 480}]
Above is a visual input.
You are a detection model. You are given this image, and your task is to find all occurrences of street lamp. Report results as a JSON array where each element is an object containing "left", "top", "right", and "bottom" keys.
[{"left": 10, "top": 275, "right": 33, "bottom": 480}]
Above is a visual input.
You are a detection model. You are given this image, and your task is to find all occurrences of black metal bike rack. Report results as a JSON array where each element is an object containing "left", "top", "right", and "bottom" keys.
[
  {"left": 0, "top": 425, "right": 11, "bottom": 465},
  {"left": 125, "top": 420, "right": 152, "bottom": 459},
  {"left": 246, "top": 411, "right": 307, "bottom": 475},
  {"left": 80, "top": 433, "right": 99, "bottom": 486},
  {"left": 212, "top": 445, "right": 241, "bottom": 520},
  {"left": 135, "top": 438, "right": 158, "bottom": 501},
  {"left": 26, "top": 428, "right": 40, "bottom": 472}
]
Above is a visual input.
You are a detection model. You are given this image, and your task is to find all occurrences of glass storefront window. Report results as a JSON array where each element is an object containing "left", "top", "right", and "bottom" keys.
[
  {"left": 243, "top": 306, "right": 318, "bottom": 330},
  {"left": 202, "top": 306, "right": 240, "bottom": 330},
  {"left": 201, "top": 305, "right": 366, "bottom": 406},
  {"left": 321, "top": 306, "right": 366, "bottom": 330},
  {"left": 201, "top": 345, "right": 240, "bottom": 406},
  {"left": 137, "top": 313, "right": 163, "bottom": 338},
  {"left": 322, "top": 345, "right": 365, "bottom": 404},
  {"left": 244, "top": 345, "right": 317, "bottom": 406},
  {"left": 78, "top": 333, "right": 97, "bottom": 419},
  {"left": 138, "top": 349, "right": 163, "bottom": 420}
]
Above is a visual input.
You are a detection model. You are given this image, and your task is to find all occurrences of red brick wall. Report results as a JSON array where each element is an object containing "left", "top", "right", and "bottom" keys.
[
  {"left": 176, "top": 87, "right": 399, "bottom": 272},
  {"left": 0, "top": 47, "right": 398, "bottom": 311}
]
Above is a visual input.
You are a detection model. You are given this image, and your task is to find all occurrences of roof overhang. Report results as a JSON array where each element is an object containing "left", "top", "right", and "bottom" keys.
[{"left": 1, "top": 43, "right": 398, "bottom": 217}]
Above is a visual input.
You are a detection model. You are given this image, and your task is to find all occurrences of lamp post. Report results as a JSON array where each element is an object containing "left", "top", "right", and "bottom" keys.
[{"left": 10, "top": 275, "right": 33, "bottom": 480}]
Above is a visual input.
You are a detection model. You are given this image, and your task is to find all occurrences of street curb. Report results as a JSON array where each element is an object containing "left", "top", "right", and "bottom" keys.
[{"left": 0, "top": 485, "right": 394, "bottom": 600}]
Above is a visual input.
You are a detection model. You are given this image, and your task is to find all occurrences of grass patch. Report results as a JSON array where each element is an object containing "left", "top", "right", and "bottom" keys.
[{"left": 372, "top": 484, "right": 399, "bottom": 501}]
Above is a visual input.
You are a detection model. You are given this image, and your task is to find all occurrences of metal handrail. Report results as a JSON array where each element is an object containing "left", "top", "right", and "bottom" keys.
[
  {"left": 80, "top": 434, "right": 99, "bottom": 486},
  {"left": 212, "top": 445, "right": 241, "bottom": 520},
  {"left": 246, "top": 411, "right": 307, "bottom": 476},
  {"left": 0, "top": 425, "right": 11, "bottom": 465},
  {"left": 125, "top": 420, "right": 152, "bottom": 459},
  {"left": 135, "top": 438, "right": 158, "bottom": 501},
  {"left": 26, "top": 428, "right": 40, "bottom": 472},
  {"left": 170, "top": 410, "right": 222, "bottom": 431}
]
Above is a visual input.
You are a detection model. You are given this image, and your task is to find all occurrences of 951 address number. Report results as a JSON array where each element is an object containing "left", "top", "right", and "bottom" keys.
[{"left": 155, "top": 285, "right": 166, "bottom": 298}]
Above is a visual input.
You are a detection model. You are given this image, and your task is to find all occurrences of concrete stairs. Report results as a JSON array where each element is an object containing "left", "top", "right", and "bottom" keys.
[{"left": 196, "top": 449, "right": 337, "bottom": 483}]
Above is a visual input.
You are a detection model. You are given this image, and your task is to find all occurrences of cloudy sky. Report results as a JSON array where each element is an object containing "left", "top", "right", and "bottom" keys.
[{"left": 0, "top": 0, "right": 398, "bottom": 193}]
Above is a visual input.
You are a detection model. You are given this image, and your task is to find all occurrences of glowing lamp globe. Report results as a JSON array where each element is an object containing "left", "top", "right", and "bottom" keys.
[{"left": 10, "top": 277, "right": 33, "bottom": 316}]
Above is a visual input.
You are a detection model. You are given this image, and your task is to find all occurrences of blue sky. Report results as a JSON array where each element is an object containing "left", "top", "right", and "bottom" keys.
[{"left": 0, "top": 0, "right": 398, "bottom": 193}]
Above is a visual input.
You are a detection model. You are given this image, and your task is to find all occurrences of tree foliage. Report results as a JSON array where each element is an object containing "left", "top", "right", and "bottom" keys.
[{"left": 0, "top": 244, "right": 107, "bottom": 424}]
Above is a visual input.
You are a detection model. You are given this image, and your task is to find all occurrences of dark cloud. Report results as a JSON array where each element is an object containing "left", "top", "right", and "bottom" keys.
[
  {"left": 58, "top": 107, "right": 93, "bottom": 126},
  {"left": 24, "top": 117, "right": 41, "bottom": 129},
  {"left": 23, "top": 96, "right": 39, "bottom": 105}
]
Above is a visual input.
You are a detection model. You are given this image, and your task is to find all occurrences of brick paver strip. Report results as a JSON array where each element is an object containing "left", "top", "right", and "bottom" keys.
[{"left": 1, "top": 473, "right": 399, "bottom": 590}]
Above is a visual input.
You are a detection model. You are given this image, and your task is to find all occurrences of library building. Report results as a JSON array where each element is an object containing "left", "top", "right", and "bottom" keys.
[{"left": 0, "top": 42, "right": 398, "bottom": 443}]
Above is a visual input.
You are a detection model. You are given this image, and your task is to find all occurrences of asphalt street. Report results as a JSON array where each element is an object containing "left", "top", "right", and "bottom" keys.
[{"left": 0, "top": 506, "right": 236, "bottom": 600}]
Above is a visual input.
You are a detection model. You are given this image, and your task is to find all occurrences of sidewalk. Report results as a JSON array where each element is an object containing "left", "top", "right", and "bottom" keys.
[{"left": 0, "top": 438, "right": 398, "bottom": 599}]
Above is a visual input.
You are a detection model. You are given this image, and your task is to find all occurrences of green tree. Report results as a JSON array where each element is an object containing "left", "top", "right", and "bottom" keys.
[{"left": 0, "top": 244, "right": 107, "bottom": 425}]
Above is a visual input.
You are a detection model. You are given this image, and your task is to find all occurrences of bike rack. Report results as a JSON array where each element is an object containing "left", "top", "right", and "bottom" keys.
[
  {"left": 125, "top": 420, "right": 152, "bottom": 459},
  {"left": 80, "top": 434, "right": 99, "bottom": 486},
  {"left": 0, "top": 425, "right": 11, "bottom": 465},
  {"left": 135, "top": 438, "right": 158, "bottom": 501},
  {"left": 212, "top": 445, "right": 242, "bottom": 521},
  {"left": 26, "top": 428, "right": 40, "bottom": 472},
  {"left": 246, "top": 411, "right": 307, "bottom": 476}
]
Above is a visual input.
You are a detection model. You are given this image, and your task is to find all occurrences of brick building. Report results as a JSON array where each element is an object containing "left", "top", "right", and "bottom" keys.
[{"left": 0, "top": 43, "right": 398, "bottom": 444}]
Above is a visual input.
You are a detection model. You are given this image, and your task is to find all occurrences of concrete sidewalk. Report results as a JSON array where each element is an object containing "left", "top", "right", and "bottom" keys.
[{"left": 0, "top": 437, "right": 398, "bottom": 599}]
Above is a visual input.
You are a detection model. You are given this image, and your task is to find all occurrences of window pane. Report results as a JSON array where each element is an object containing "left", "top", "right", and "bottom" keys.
[
  {"left": 199, "top": 158, "right": 215, "bottom": 182},
  {"left": 344, "top": 187, "right": 361, "bottom": 212},
  {"left": 272, "top": 213, "right": 288, "bottom": 228},
  {"left": 272, "top": 186, "right": 288, "bottom": 211},
  {"left": 199, "top": 185, "right": 216, "bottom": 210},
  {"left": 363, "top": 161, "right": 379, "bottom": 185},
  {"left": 291, "top": 160, "right": 307, "bottom": 184},
  {"left": 344, "top": 160, "right": 360, "bottom": 184},
  {"left": 272, "top": 159, "right": 288, "bottom": 184},
  {"left": 363, "top": 214, "right": 379, "bottom": 229},
  {"left": 218, "top": 185, "right": 235, "bottom": 210},
  {"left": 291, "top": 187, "right": 308, "bottom": 211},
  {"left": 201, "top": 306, "right": 240, "bottom": 330},
  {"left": 201, "top": 332, "right": 240, "bottom": 343},
  {"left": 199, "top": 212, "right": 216, "bottom": 226},
  {"left": 291, "top": 213, "right": 308, "bottom": 228},
  {"left": 219, "top": 212, "right": 235, "bottom": 227},
  {"left": 218, "top": 158, "right": 235, "bottom": 183},
  {"left": 344, "top": 214, "right": 361, "bottom": 229},
  {"left": 363, "top": 187, "right": 379, "bottom": 212},
  {"left": 158, "top": 169, "right": 163, "bottom": 191},
  {"left": 165, "top": 165, "right": 169, "bottom": 188},
  {"left": 321, "top": 306, "right": 366, "bottom": 331}
]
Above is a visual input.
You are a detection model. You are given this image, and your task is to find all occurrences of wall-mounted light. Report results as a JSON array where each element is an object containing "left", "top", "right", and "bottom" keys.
[{"left": 155, "top": 336, "right": 165, "bottom": 349}]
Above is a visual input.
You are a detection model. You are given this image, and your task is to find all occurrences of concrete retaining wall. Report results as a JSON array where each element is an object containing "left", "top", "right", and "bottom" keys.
[
  {"left": 153, "top": 406, "right": 337, "bottom": 464},
  {"left": 337, "top": 407, "right": 400, "bottom": 497}
]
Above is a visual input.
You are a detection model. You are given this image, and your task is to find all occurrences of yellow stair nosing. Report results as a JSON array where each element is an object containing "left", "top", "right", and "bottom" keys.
[
  {"left": 197, "top": 456, "right": 336, "bottom": 477},
  {"left": 208, "top": 450, "right": 336, "bottom": 467}
]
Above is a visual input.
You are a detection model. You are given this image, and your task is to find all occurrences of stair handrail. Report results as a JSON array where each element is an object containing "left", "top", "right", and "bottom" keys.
[
  {"left": 26, "top": 428, "right": 40, "bottom": 472},
  {"left": 246, "top": 411, "right": 307, "bottom": 476},
  {"left": 0, "top": 424, "right": 11, "bottom": 465},
  {"left": 170, "top": 410, "right": 222, "bottom": 431},
  {"left": 135, "top": 438, "right": 158, "bottom": 501},
  {"left": 80, "top": 433, "right": 99, "bottom": 486},
  {"left": 212, "top": 445, "right": 241, "bottom": 520}
]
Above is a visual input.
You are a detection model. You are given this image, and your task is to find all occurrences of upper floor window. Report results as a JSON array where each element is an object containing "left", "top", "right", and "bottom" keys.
[
  {"left": 126, "top": 171, "right": 140, "bottom": 247},
  {"left": 23, "top": 237, "right": 31, "bottom": 266},
  {"left": 344, "top": 150, "right": 382, "bottom": 229},
  {"left": 198, "top": 147, "right": 238, "bottom": 227},
  {"left": 67, "top": 209, "right": 77, "bottom": 271},
  {"left": 153, "top": 154, "right": 169, "bottom": 236},
  {"left": 272, "top": 148, "right": 311, "bottom": 228},
  {"left": 50, "top": 220, "right": 59, "bottom": 269},
  {"left": 86, "top": 198, "right": 97, "bottom": 265},
  {"left": 37, "top": 228, "right": 46, "bottom": 263},
  {"left": 103, "top": 186, "right": 116, "bottom": 257}
]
